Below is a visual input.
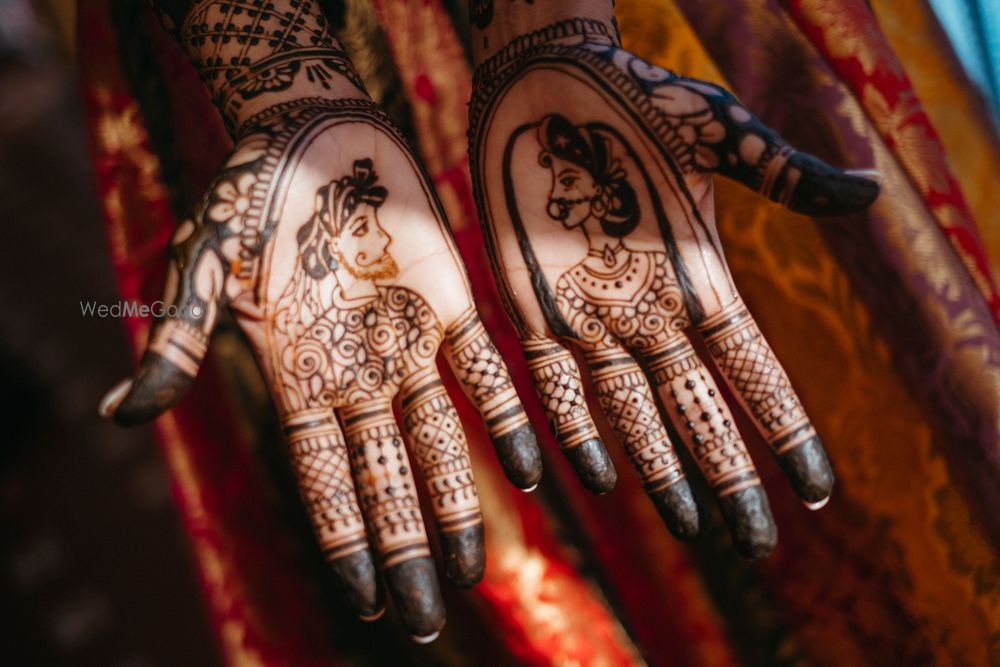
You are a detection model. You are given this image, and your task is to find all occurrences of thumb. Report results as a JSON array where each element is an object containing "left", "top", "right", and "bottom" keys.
[
  {"left": 717, "top": 105, "right": 881, "bottom": 217},
  {"left": 769, "top": 151, "right": 882, "bottom": 218},
  {"left": 670, "top": 78, "right": 881, "bottom": 216},
  {"left": 99, "top": 220, "right": 224, "bottom": 426}
]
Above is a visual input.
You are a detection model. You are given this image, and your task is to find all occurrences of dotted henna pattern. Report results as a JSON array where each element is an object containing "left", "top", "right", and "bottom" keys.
[
  {"left": 556, "top": 249, "right": 688, "bottom": 352},
  {"left": 342, "top": 404, "right": 430, "bottom": 568}
]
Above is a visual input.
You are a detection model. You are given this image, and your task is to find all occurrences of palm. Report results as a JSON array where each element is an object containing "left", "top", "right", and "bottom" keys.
[
  {"left": 104, "top": 100, "right": 542, "bottom": 638},
  {"left": 469, "top": 20, "right": 879, "bottom": 557}
]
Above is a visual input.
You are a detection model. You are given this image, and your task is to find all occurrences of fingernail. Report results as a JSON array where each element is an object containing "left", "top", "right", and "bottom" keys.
[
  {"left": 359, "top": 607, "right": 385, "bottom": 622},
  {"left": 327, "top": 550, "right": 382, "bottom": 619},
  {"left": 384, "top": 557, "right": 445, "bottom": 638},
  {"left": 441, "top": 524, "right": 485, "bottom": 588},
  {"left": 521, "top": 483, "right": 538, "bottom": 493},
  {"left": 718, "top": 485, "right": 777, "bottom": 560},
  {"left": 411, "top": 631, "right": 440, "bottom": 644},
  {"left": 98, "top": 379, "right": 133, "bottom": 418},
  {"left": 565, "top": 438, "right": 617, "bottom": 495},
  {"left": 845, "top": 168, "right": 883, "bottom": 186},
  {"left": 651, "top": 480, "right": 699, "bottom": 541},
  {"left": 493, "top": 424, "right": 543, "bottom": 490},
  {"left": 804, "top": 495, "right": 830, "bottom": 511}
]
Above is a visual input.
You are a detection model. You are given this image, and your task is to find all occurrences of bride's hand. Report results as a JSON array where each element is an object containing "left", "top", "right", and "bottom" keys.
[
  {"left": 100, "top": 0, "right": 541, "bottom": 641},
  {"left": 469, "top": 11, "right": 880, "bottom": 558}
]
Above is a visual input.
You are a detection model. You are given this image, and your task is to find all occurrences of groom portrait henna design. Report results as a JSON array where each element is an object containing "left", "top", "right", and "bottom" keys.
[
  {"left": 273, "top": 158, "right": 486, "bottom": 599},
  {"left": 105, "top": 101, "right": 544, "bottom": 637},
  {"left": 469, "top": 16, "right": 880, "bottom": 558},
  {"left": 101, "top": 0, "right": 543, "bottom": 634}
]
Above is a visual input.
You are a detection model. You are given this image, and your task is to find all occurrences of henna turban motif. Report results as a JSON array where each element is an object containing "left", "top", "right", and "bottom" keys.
[{"left": 298, "top": 158, "right": 389, "bottom": 278}]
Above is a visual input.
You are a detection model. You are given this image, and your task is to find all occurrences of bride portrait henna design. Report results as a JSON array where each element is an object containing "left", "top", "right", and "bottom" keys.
[
  {"left": 469, "top": 12, "right": 879, "bottom": 558},
  {"left": 99, "top": 0, "right": 541, "bottom": 642}
]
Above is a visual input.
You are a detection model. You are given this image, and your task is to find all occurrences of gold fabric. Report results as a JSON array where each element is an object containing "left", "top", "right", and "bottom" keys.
[{"left": 617, "top": 0, "right": 1000, "bottom": 663}]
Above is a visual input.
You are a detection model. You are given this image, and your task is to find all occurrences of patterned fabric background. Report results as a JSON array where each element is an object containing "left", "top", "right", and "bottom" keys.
[{"left": 75, "top": 1, "right": 1000, "bottom": 664}]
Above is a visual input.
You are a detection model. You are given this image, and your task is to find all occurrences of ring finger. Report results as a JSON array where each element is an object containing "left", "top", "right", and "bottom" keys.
[
  {"left": 642, "top": 335, "right": 777, "bottom": 558},
  {"left": 581, "top": 344, "right": 699, "bottom": 539}
]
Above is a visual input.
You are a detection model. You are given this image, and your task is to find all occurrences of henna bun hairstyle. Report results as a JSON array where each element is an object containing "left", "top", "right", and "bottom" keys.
[
  {"left": 537, "top": 114, "right": 639, "bottom": 238},
  {"left": 297, "top": 158, "right": 389, "bottom": 279}
]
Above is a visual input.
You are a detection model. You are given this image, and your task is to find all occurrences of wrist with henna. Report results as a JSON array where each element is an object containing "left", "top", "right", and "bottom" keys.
[
  {"left": 152, "top": 0, "right": 368, "bottom": 133},
  {"left": 467, "top": 7, "right": 879, "bottom": 557},
  {"left": 101, "top": 0, "right": 543, "bottom": 640}
]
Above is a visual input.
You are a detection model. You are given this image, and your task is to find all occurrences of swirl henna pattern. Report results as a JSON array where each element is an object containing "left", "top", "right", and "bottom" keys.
[
  {"left": 469, "top": 15, "right": 880, "bottom": 557},
  {"left": 101, "top": 0, "right": 541, "bottom": 638}
]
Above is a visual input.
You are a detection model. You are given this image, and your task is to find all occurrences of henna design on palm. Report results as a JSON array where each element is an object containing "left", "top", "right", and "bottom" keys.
[
  {"left": 469, "top": 19, "right": 880, "bottom": 558},
  {"left": 102, "top": 97, "right": 541, "bottom": 639}
]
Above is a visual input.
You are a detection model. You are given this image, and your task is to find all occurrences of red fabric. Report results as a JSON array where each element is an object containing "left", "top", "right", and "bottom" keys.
[
  {"left": 786, "top": 0, "right": 1000, "bottom": 326},
  {"left": 78, "top": 3, "right": 344, "bottom": 664}
]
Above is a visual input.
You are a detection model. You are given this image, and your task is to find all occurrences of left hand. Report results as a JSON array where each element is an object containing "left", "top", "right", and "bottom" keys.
[{"left": 467, "top": 17, "right": 880, "bottom": 558}]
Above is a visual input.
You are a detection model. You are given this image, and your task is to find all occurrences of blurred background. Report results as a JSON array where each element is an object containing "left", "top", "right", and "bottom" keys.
[
  {"left": 1, "top": 1, "right": 998, "bottom": 666},
  {"left": 0, "top": 1, "right": 219, "bottom": 665}
]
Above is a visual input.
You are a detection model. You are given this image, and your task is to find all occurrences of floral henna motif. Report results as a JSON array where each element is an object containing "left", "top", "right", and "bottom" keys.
[{"left": 471, "top": 19, "right": 877, "bottom": 222}]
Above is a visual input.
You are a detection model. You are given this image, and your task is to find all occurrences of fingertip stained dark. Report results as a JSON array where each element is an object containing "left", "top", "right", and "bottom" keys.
[
  {"left": 384, "top": 557, "right": 447, "bottom": 639},
  {"left": 565, "top": 438, "right": 618, "bottom": 494},
  {"left": 494, "top": 423, "right": 544, "bottom": 489},
  {"left": 113, "top": 352, "right": 193, "bottom": 426}
]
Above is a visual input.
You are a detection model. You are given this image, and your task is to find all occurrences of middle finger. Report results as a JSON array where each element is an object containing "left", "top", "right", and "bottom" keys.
[{"left": 340, "top": 399, "right": 445, "bottom": 642}]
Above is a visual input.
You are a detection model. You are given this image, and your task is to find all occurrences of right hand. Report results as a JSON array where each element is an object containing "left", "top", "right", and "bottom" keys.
[{"left": 100, "top": 98, "right": 541, "bottom": 640}]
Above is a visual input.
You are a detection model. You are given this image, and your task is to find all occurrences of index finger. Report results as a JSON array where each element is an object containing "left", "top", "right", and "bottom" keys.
[{"left": 697, "top": 299, "right": 834, "bottom": 507}]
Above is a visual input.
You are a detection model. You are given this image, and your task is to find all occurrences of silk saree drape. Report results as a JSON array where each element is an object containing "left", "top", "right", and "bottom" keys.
[{"left": 78, "top": 0, "right": 1000, "bottom": 664}]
